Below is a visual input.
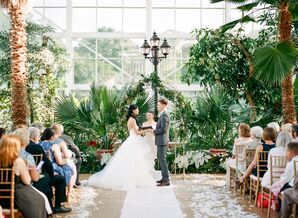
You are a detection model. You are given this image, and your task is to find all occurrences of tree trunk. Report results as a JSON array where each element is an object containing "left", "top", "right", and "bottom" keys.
[
  {"left": 279, "top": 3, "right": 296, "bottom": 124},
  {"left": 235, "top": 39, "right": 257, "bottom": 122},
  {"left": 9, "top": 4, "right": 28, "bottom": 127}
]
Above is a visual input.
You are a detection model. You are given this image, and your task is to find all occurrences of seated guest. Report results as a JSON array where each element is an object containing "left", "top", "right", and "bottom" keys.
[
  {"left": 279, "top": 142, "right": 298, "bottom": 190},
  {"left": 246, "top": 126, "right": 263, "bottom": 149},
  {"left": 13, "top": 128, "right": 41, "bottom": 182},
  {"left": 271, "top": 142, "right": 298, "bottom": 209},
  {"left": 0, "top": 128, "right": 5, "bottom": 139},
  {"left": 51, "top": 124, "right": 78, "bottom": 187},
  {"left": 292, "top": 124, "right": 298, "bottom": 142},
  {"left": 261, "top": 131, "right": 292, "bottom": 187},
  {"left": 239, "top": 127, "right": 276, "bottom": 183},
  {"left": 280, "top": 176, "right": 298, "bottom": 218},
  {"left": 13, "top": 128, "right": 52, "bottom": 215},
  {"left": 59, "top": 132, "right": 82, "bottom": 186},
  {"left": 226, "top": 123, "right": 252, "bottom": 186},
  {"left": 281, "top": 123, "right": 293, "bottom": 135},
  {"left": 268, "top": 122, "right": 280, "bottom": 136},
  {"left": 0, "top": 135, "right": 47, "bottom": 218},
  {"left": 30, "top": 122, "right": 45, "bottom": 134},
  {"left": 26, "top": 127, "right": 71, "bottom": 214},
  {"left": 40, "top": 128, "right": 74, "bottom": 201}
]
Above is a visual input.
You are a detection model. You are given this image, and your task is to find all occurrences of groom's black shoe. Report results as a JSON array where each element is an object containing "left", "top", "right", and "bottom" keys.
[
  {"left": 157, "top": 181, "right": 170, "bottom": 187},
  {"left": 156, "top": 179, "right": 163, "bottom": 184}
]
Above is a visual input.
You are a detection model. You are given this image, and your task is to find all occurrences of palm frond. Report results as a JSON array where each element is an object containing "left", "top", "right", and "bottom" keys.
[
  {"left": 210, "top": 0, "right": 249, "bottom": 3},
  {"left": 132, "top": 94, "right": 155, "bottom": 124},
  {"left": 289, "top": 3, "right": 298, "bottom": 21},
  {"left": 54, "top": 94, "right": 78, "bottom": 122},
  {"left": 219, "top": 15, "right": 255, "bottom": 32},
  {"left": 237, "top": 1, "right": 260, "bottom": 11},
  {"left": 253, "top": 42, "right": 298, "bottom": 85}
]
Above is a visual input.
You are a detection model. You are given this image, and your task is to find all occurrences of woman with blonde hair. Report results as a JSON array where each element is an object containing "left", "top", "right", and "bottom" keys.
[
  {"left": 0, "top": 135, "right": 47, "bottom": 218},
  {"left": 226, "top": 123, "right": 253, "bottom": 186}
]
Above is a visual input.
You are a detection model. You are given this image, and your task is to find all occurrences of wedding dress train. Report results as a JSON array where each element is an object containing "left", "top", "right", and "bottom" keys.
[{"left": 88, "top": 128, "right": 156, "bottom": 190}]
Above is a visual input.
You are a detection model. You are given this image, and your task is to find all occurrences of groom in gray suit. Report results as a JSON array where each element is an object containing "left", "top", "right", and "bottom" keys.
[{"left": 151, "top": 98, "right": 170, "bottom": 186}]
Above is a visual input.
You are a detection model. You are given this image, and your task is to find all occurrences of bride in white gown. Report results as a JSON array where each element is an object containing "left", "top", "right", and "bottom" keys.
[{"left": 88, "top": 105, "right": 156, "bottom": 190}]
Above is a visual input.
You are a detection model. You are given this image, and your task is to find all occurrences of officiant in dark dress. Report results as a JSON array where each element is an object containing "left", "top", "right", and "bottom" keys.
[{"left": 26, "top": 127, "right": 71, "bottom": 214}]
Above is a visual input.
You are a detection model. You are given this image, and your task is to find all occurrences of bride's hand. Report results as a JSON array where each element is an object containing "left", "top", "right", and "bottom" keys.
[{"left": 146, "top": 129, "right": 154, "bottom": 133}]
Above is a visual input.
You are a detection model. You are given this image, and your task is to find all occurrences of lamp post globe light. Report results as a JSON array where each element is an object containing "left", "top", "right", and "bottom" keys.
[{"left": 141, "top": 32, "right": 170, "bottom": 115}]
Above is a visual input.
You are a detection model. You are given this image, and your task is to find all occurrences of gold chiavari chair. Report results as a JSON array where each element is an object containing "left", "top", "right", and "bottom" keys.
[
  {"left": 0, "top": 167, "right": 22, "bottom": 218},
  {"left": 229, "top": 143, "right": 246, "bottom": 191},
  {"left": 290, "top": 160, "right": 297, "bottom": 218},
  {"left": 32, "top": 154, "right": 43, "bottom": 165},
  {"left": 241, "top": 148, "right": 256, "bottom": 197},
  {"left": 261, "top": 155, "right": 287, "bottom": 218},
  {"left": 249, "top": 151, "right": 269, "bottom": 206}
]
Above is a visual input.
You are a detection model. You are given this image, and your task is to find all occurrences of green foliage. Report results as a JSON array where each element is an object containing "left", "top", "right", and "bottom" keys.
[
  {"left": 54, "top": 85, "right": 127, "bottom": 149},
  {"left": 0, "top": 21, "right": 70, "bottom": 128},
  {"left": 220, "top": 15, "right": 255, "bottom": 32},
  {"left": 185, "top": 86, "right": 241, "bottom": 150},
  {"left": 80, "top": 147, "right": 103, "bottom": 174},
  {"left": 182, "top": 28, "right": 282, "bottom": 120},
  {"left": 254, "top": 42, "right": 298, "bottom": 84}
]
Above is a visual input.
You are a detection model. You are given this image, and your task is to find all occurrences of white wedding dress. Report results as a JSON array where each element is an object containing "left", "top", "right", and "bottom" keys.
[{"left": 88, "top": 122, "right": 156, "bottom": 190}]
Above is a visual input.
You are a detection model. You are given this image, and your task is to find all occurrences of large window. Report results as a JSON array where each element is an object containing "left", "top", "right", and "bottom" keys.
[{"left": 10, "top": 0, "right": 262, "bottom": 92}]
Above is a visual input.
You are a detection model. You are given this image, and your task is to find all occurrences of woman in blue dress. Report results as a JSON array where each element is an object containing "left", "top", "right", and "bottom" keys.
[{"left": 40, "top": 128, "right": 74, "bottom": 201}]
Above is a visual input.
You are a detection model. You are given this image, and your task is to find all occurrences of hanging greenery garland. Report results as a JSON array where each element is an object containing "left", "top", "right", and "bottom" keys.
[{"left": 118, "top": 73, "right": 194, "bottom": 142}]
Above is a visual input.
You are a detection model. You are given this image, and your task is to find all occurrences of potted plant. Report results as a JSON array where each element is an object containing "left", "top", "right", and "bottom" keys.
[{"left": 96, "top": 130, "right": 118, "bottom": 159}]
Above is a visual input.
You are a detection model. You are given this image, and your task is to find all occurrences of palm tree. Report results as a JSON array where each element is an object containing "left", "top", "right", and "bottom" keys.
[
  {"left": 0, "top": 0, "right": 28, "bottom": 126},
  {"left": 211, "top": 0, "right": 298, "bottom": 123}
]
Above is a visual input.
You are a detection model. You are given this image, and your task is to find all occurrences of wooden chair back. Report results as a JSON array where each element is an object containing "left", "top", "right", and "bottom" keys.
[
  {"left": 245, "top": 148, "right": 256, "bottom": 169},
  {"left": 269, "top": 155, "right": 287, "bottom": 185},
  {"left": 256, "top": 151, "right": 269, "bottom": 178},
  {"left": 234, "top": 143, "right": 246, "bottom": 173},
  {"left": 0, "top": 167, "right": 15, "bottom": 218},
  {"left": 32, "top": 154, "right": 43, "bottom": 165}
]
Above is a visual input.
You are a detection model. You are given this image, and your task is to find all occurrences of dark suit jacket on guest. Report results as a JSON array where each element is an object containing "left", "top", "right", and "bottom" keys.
[{"left": 26, "top": 140, "right": 54, "bottom": 178}]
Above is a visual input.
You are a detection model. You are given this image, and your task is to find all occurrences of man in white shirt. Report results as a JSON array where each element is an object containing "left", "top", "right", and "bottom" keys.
[
  {"left": 280, "top": 176, "right": 298, "bottom": 218},
  {"left": 280, "top": 142, "right": 298, "bottom": 187},
  {"left": 278, "top": 142, "right": 298, "bottom": 211}
]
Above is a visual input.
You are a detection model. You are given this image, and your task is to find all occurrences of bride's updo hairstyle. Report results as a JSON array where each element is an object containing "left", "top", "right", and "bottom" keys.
[{"left": 127, "top": 104, "right": 138, "bottom": 120}]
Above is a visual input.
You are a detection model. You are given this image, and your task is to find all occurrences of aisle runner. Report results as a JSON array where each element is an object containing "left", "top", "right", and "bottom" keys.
[{"left": 121, "top": 175, "right": 184, "bottom": 218}]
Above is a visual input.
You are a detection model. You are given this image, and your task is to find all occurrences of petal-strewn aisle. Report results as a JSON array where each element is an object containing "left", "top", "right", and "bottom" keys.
[
  {"left": 121, "top": 185, "right": 183, "bottom": 218},
  {"left": 56, "top": 174, "right": 276, "bottom": 218}
]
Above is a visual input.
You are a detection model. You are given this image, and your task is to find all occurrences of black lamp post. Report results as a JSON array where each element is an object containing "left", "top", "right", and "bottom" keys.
[{"left": 141, "top": 32, "right": 170, "bottom": 115}]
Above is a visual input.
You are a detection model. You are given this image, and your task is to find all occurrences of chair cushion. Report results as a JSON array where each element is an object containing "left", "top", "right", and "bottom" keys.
[{"left": 250, "top": 174, "right": 262, "bottom": 181}]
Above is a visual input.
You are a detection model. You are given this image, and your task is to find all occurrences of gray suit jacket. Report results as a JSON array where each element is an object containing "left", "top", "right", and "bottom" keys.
[{"left": 154, "top": 111, "right": 170, "bottom": 146}]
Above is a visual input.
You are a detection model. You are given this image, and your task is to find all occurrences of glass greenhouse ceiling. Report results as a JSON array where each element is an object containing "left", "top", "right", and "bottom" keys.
[{"left": 1, "top": 0, "right": 264, "bottom": 96}]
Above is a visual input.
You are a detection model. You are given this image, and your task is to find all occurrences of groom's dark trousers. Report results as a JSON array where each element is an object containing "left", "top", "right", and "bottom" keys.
[{"left": 157, "top": 145, "right": 169, "bottom": 182}]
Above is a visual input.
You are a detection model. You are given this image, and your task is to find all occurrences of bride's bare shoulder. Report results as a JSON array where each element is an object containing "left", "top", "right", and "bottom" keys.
[{"left": 127, "top": 117, "right": 136, "bottom": 124}]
